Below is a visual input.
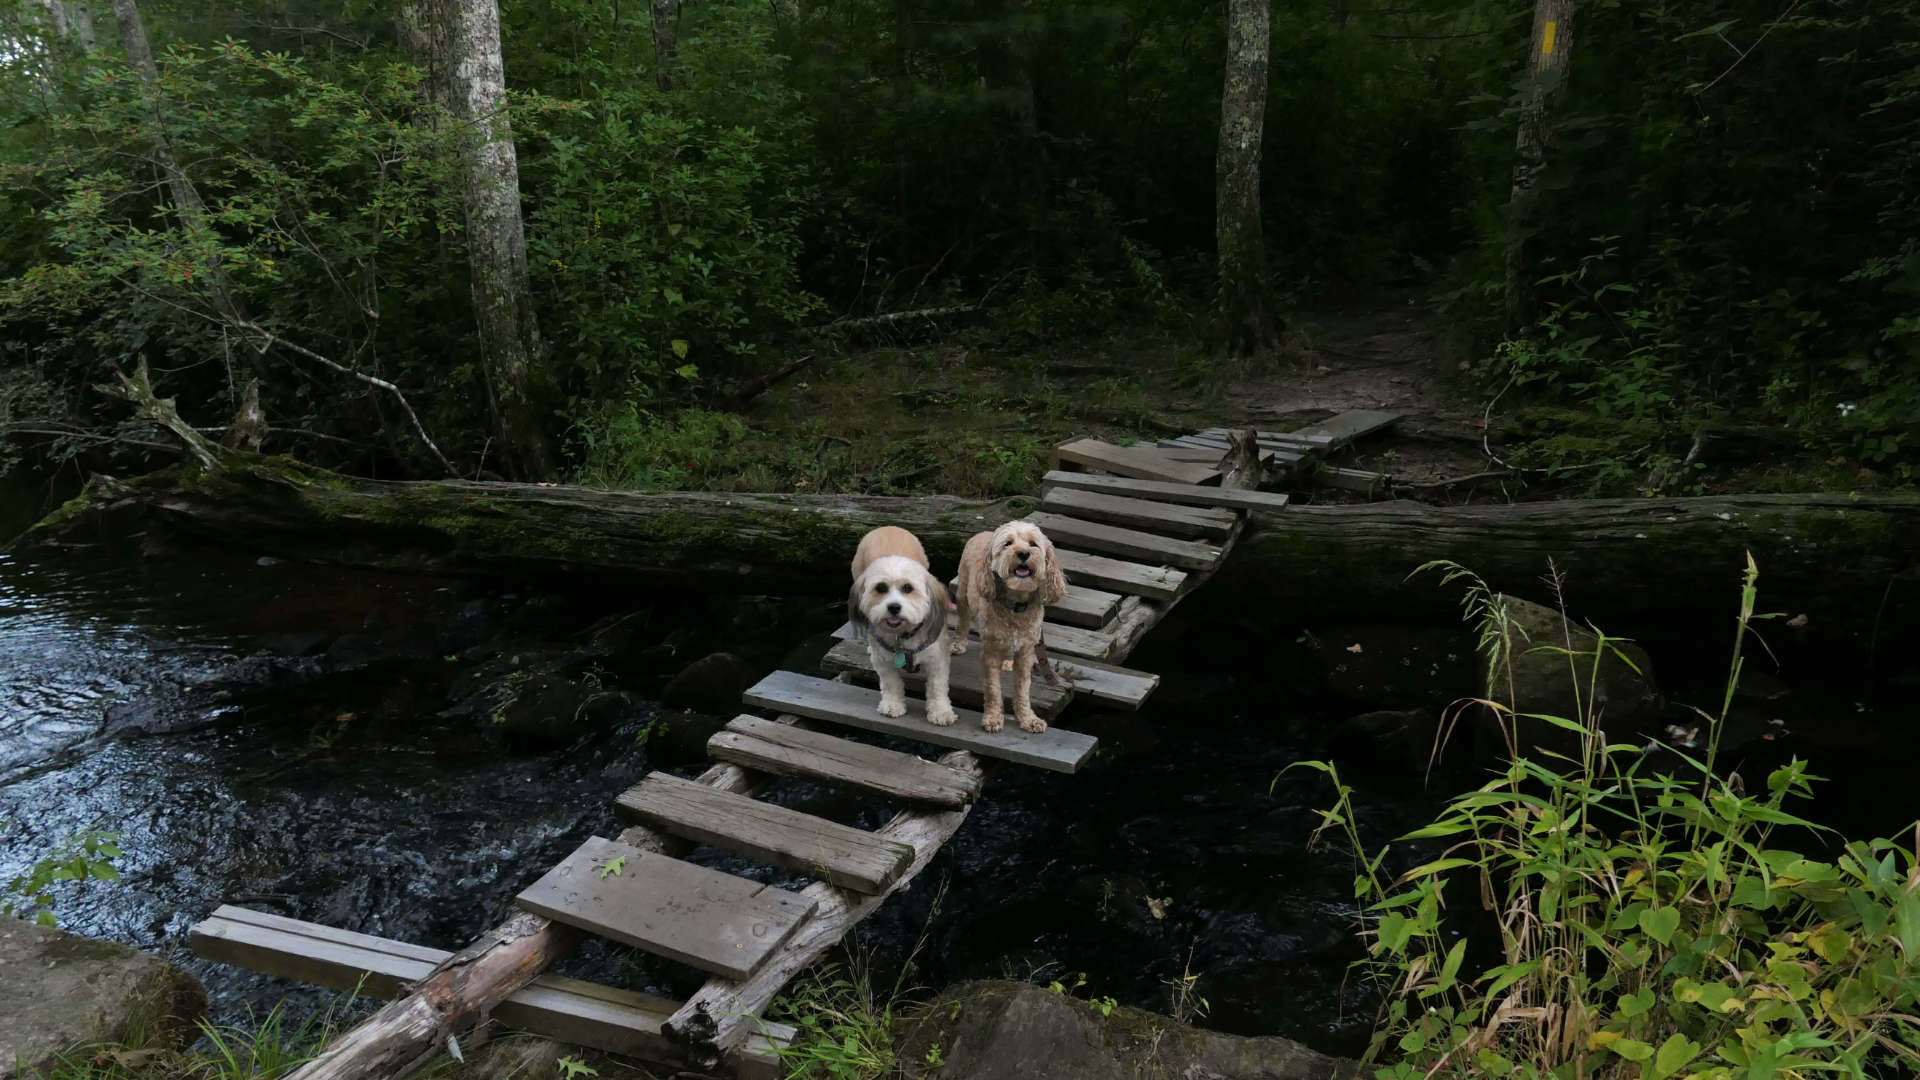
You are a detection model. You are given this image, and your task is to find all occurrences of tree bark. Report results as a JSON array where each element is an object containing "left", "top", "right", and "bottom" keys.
[
  {"left": 1223, "top": 493, "right": 1919, "bottom": 655},
  {"left": 650, "top": 0, "right": 677, "bottom": 89},
  {"left": 1215, "top": 0, "right": 1278, "bottom": 357},
  {"left": 14, "top": 457, "right": 1029, "bottom": 594},
  {"left": 1505, "top": 0, "right": 1574, "bottom": 327},
  {"left": 408, "top": 0, "right": 551, "bottom": 480}
]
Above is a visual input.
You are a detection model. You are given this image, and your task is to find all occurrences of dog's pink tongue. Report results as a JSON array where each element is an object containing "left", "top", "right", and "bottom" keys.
[
  {"left": 884, "top": 617, "right": 905, "bottom": 628},
  {"left": 1014, "top": 566, "right": 1033, "bottom": 577}
]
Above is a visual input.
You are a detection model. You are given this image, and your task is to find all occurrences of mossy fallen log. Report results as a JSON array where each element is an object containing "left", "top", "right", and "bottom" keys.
[
  {"left": 1224, "top": 493, "right": 1920, "bottom": 654},
  {"left": 13, "top": 455, "right": 1028, "bottom": 593}
]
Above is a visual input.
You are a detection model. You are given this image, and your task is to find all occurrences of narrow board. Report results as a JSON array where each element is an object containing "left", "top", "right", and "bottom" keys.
[
  {"left": 1056, "top": 548, "right": 1187, "bottom": 600},
  {"left": 1051, "top": 438, "right": 1219, "bottom": 485},
  {"left": 1154, "top": 446, "right": 1276, "bottom": 466},
  {"left": 1042, "top": 470, "right": 1292, "bottom": 513},
  {"left": 830, "top": 618, "right": 1114, "bottom": 661},
  {"left": 1288, "top": 409, "right": 1403, "bottom": 447},
  {"left": 1160, "top": 435, "right": 1229, "bottom": 449},
  {"left": 188, "top": 906, "right": 791, "bottom": 1079},
  {"left": 819, "top": 637, "right": 1072, "bottom": 717},
  {"left": 1026, "top": 512, "right": 1223, "bottom": 572},
  {"left": 615, "top": 773, "right": 914, "bottom": 895},
  {"left": 1317, "top": 466, "right": 1393, "bottom": 494},
  {"left": 515, "top": 837, "right": 816, "bottom": 980},
  {"left": 1198, "top": 427, "right": 1336, "bottom": 448},
  {"left": 1040, "top": 487, "right": 1238, "bottom": 540},
  {"left": 708, "top": 714, "right": 983, "bottom": 808},
  {"left": 743, "top": 670, "right": 1098, "bottom": 773},
  {"left": 1049, "top": 583, "right": 1123, "bottom": 628}
]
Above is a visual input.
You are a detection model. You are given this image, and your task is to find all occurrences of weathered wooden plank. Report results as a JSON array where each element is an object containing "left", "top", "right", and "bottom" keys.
[
  {"left": 1316, "top": 466, "right": 1392, "bottom": 495},
  {"left": 188, "top": 906, "right": 791, "bottom": 1079},
  {"left": 1026, "top": 512, "right": 1223, "bottom": 572},
  {"left": 1042, "top": 471, "right": 1291, "bottom": 513},
  {"left": 742, "top": 670, "right": 1098, "bottom": 773},
  {"left": 819, "top": 636, "right": 1157, "bottom": 712},
  {"left": 614, "top": 773, "right": 914, "bottom": 895},
  {"left": 1289, "top": 409, "right": 1403, "bottom": 447},
  {"left": 1160, "top": 435, "right": 1230, "bottom": 450},
  {"left": 1048, "top": 583, "right": 1123, "bottom": 627},
  {"left": 1198, "top": 427, "right": 1335, "bottom": 447},
  {"left": 708, "top": 715, "right": 982, "bottom": 808},
  {"left": 1040, "top": 487, "right": 1237, "bottom": 540},
  {"left": 1051, "top": 438, "right": 1220, "bottom": 484},
  {"left": 515, "top": 837, "right": 816, "bottom": 980},
  {"left": 829, "top": 617, "right": 1114, "bottom": 660},
  {"left": 818, "top": 638, "right": 1073, "bottom": 717},
  {"left": 1055, "top": 548, "right": 1187, "bottom": 600}
]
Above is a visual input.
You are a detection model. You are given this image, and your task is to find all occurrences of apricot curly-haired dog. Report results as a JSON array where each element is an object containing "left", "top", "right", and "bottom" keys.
[{"left": 951, "top": 520, "right": 1067, "bottom": 733}]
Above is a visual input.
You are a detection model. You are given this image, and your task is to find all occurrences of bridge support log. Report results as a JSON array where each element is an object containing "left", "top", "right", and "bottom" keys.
[
  {"left": 1227, "top": 494, "right": 1920, "bottom": 652},
  {"left": 12, "top": 456, "right": 1024, "bottom": 593}
]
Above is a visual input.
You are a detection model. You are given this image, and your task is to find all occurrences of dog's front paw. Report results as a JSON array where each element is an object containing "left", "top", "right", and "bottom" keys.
[
  {"left": 926, "top": 703, "right": 958, "bottom": 727},
  {"left": 877, "top": 696, "right": 908, "bottom": 718},
  {"left": 980, "top": 709, "right": 1005, "bottom": 733},
  {"left": 949, "top": 636, "right": 968, "bottom": 655},
  {"left": 1017, "top": 710, "right": 1047, "bottom": 734}
]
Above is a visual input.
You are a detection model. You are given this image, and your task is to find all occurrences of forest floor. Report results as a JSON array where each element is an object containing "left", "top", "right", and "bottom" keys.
[{"left": 618, "top": 290, "right": 1894, "bottom": 501}]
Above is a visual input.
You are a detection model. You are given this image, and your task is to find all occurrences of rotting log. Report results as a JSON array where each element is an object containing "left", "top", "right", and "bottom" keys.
[
  {"left": 13, "top": 456, "right": 1027, "bottom": 593},
  {"left": 1223, "top": 494, "right": 1920, "bottom": 653}
]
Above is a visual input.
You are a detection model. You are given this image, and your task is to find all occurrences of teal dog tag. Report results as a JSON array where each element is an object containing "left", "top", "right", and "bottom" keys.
[{"left": 893, "top": 651, "right": 909, "bottom": 669}]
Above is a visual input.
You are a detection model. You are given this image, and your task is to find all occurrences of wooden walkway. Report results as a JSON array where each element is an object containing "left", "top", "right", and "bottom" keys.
[{"left": 189, "top": 411, "right": 1398, "bottom": 1078}]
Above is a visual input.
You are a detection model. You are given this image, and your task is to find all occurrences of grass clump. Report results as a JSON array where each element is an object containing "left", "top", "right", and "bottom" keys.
[{"left": 1302, "top": 556, "right": 1920, "bottom": 1079}]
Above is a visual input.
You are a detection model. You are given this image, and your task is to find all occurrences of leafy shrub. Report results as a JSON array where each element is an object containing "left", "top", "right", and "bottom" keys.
[
  {"left": 2, "top": 825, "right": 122, "bottom": 927},
  {"left": 1303, "top": 558, "right": 1920, "bottom": 1079},
  {"left": 570, "top": 407, "right": 748, "bottom": 491}
]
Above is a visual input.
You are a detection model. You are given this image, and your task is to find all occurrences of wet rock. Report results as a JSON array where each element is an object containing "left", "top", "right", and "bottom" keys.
[
  {"left": 1328, "top": 708, "right": 1439, "bottom": 773},
  {"left": 1478, "top": 596, "right": 1662, "bottom": 759},
  {"left": 0, "top": 917, "right": 207, "bottom": 1079},
  {"left": 1307, "top": 624, "right": 1475, "bottom": 709},
  {"left": 256, "top": 630, "right": 331, "bottom": 657},
  {"left": 896, "top": 980, "right": 1354, "bottom": 1080},
  {"left": 651, "top": 708, "right": 732, "bottom": 765},
  {"left": 661, "top": 652, "right": 754, "bottom": 716}
]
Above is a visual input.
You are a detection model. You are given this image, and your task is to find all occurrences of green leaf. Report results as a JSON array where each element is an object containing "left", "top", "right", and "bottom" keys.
[
  {"left": 1652, "top": 1033, "right": 1699, "bottom": 1080},
  {"left": 1606, "top": 1037, "right": 1654, "bottom": 1062},
  {"left": 36, "top": 910, "right": 55, "bottom": 927},
  {"left": 1639, "top": 905, "right": 1681, "bottom": 945},
  {"left": 670, "top": 338, "right": 690, "bottom": 359},
  {"left": 674, "top": 363, "right": 698, "bottom": 380},
  {"left": 1437, "top": 939, "right": 1467, "bottom": 992}
]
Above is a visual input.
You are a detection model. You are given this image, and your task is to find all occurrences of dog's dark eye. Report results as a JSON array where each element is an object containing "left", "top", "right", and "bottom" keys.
[
  {"left": 900, "top": 583, "right": 914, "bottom": 594},
  {"left": 874, "top": 583, "right": 889, "bottom": 594},
  {"left": 1003, "top": 540, "right": 1014, "bottom": 547}
]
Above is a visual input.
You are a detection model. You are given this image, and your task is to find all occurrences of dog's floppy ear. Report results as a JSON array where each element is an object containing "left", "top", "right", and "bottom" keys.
[
  {"left": 900, "top": 568, "right": 951, "bottom": 654},
  {"left": 1041, "top": 533, "right": 1069, "bottom": 606},
  {"left": 847, "top": 571, "right": 870, "bottom": 643}
]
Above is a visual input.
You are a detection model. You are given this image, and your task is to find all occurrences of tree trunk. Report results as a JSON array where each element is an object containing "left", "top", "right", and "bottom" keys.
[
  {"left": 1223, "top": 493, "right": 1919, "bottom": 657},
  {"left": 1505, "top": 0, "right": 1574, "bottom": 328},
  {"left": 1215, "top": 0, "right": 1277, "bottom": 357},
  {"left": 650, "top": 0, "right": 677, "bottom": 89},
  {"left": 14, "top": 457, "right": 1027, "bottom": 594},
  {"left": 411, "top": 0, "right": 552, "bottom": 480}
]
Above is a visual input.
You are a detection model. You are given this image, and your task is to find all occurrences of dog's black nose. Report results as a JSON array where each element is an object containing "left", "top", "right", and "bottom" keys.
[
  {"left": 1016, "top": 549, "right": 1030, "bottom": 562},
  {"left": 886, "top": 601, "right": 902, "bottom": 615}
]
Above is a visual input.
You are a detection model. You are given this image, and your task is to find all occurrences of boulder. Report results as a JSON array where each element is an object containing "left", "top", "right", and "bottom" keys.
[
  {"left": 1327, "top": 708, "right": 1440, "bottom": 773},
  {"left": 660, "top": 652, "right": 755, "bottom": 717},
  {"left": 895, "top": 980, "right": 1354, "bottom": 1080},
  {"left": 1477, "top": 595, "right": 1662, "bottom": 759},
  {"left": 0, "top": 917, "right": 207, "bottom": 1079}
]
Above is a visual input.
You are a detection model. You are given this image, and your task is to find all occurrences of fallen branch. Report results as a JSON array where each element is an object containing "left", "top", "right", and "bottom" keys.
[
  {"left": 238, "top": 322, "right": 456, "bottom": 477},
  {"left": 723, "top": 353, "right": 814, "bottom": 410},
  {"left": 95, "top": 360, "right": 222, "bottom": 471},
  {"left": 810, "top": 305, "right": 979, "bottom": 335}
]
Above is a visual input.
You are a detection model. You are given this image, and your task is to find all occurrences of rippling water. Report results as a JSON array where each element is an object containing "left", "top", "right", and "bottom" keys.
[{"left": 0, "top": 543, "right": 1441, "bottom": 1052}]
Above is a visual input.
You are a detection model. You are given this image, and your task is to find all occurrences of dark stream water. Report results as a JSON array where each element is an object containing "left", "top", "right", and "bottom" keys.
[{"left": 2, "top": 530, "right": 1907, "bottom": 1060}]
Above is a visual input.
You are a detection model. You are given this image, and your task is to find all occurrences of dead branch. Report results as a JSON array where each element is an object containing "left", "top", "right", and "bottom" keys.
[{"left": 238, "top": 322, "right": 457, "bottom": 477}]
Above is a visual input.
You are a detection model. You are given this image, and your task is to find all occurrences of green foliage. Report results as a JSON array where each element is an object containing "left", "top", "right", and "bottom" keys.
[
  {"left": 772, "top": 963, "right": 900, "bottom": 1080},
  {"left": 571, "top": 407, "right": 748, "bottom": 491},
  {"left": 1304, "top": 558, "right": 1920, "bottom": 1079},
  {"left": 29, "top": 995, "right": 354, "bottom": 1080},
  {"left": 2, "top": 825, "right": 122, "bottom": 928}
]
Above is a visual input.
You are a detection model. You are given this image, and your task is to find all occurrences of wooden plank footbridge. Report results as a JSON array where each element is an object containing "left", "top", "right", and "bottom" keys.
[{"left": 190, "top": 411, "right": 1400, "bottom": 1079}]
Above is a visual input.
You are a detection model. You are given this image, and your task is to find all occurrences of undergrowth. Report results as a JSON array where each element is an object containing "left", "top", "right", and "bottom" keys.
[
  {"left": 27, "top": 998, "right": 358, "bottom": 1080},
  {"left": 1300, "top": 556, "right": 1920, "bottom": 1079}
]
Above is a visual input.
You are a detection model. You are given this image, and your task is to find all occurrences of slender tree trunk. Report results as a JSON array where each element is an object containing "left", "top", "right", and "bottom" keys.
[
  {"left": 410, "top": 0, "right": 552, "bottom": 479},
  {"left": 1215, "top": 0, "right": 1277, "bottom": 357},
  {"left": 68, "top": 0, "right": 95, "bottom": 50},
  {"left": 650, "top": 0, "right": 677, "bottom": 89},
  {"left": 1505, "top": 0, "right": 1574, "bottom": 328}
]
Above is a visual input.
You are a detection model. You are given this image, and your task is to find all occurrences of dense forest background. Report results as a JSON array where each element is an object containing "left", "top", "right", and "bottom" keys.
[{"left": 0, "top": 0, "right": 1914, "bottom": 488}]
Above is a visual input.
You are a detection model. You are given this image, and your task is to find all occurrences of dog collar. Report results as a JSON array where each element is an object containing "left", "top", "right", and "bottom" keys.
[{"left": 999, "top": 598, "right": 1030, "bottom": 613}]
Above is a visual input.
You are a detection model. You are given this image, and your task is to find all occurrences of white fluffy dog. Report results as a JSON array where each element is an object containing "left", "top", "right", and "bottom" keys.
[{"left": 848, "top": 526, "right": 959, "bottom": 726}]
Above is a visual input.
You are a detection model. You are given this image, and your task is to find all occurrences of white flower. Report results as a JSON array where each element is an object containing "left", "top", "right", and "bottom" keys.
[{"left": 1838, "top": 402, "right": 1857, "bottom": 417}]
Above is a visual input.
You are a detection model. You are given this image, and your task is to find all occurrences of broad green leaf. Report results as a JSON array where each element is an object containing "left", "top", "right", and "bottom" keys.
[
  {"left": 670, "top": 338, "right": 690, "bottom": 358},
  {"left": 1640, "top": 905, "right": 1681, "bottom": 945},
  {"left": 1652, "top": 1033, "right": 1699, "bottom": 1080},
  {"left": 1606, "top": 1037, "right": 1655, "bottom": 1062},
  {"left": 1436, "top": 939, "right": 1467, "bottom": 992}
]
